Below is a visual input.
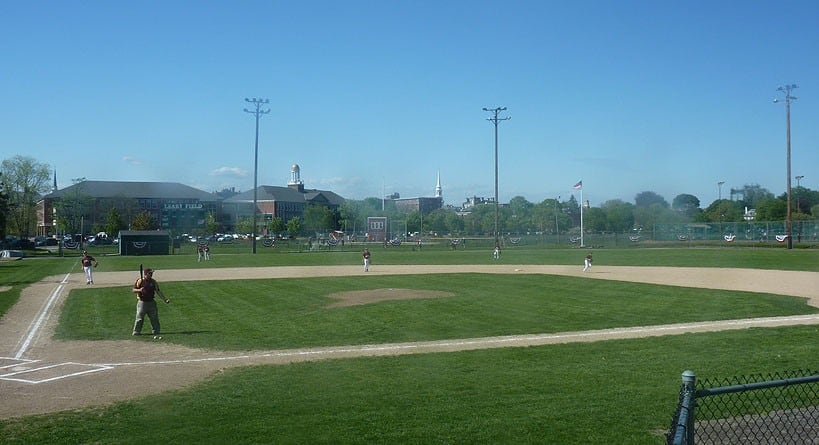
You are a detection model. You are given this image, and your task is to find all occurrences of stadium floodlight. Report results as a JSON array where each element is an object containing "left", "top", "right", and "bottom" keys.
[
  {"left": 244, "top": 98, "right": 271, "bottom": 254},
  {"left": 774, "top": 84, "right": 798, "bottom": 249},
  {"left": 483, "top": 107, "right": 510, "bottom": 247}
]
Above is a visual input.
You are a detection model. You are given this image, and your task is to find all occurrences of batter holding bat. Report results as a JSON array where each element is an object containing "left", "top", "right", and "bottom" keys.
[{"left": 132, "top": 266, "right": 170, "bottom": 336}]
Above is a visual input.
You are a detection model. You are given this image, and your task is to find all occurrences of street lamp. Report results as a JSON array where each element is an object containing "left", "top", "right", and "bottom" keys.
[
  {"left": 774, "top": 84, "right": 797, "bottom": 250},
  {"left": 244, "top": 98, "right": 270, "bottom": 254},
  {"left": 483, "top": 107, "right": 510, "bottom": 247}
]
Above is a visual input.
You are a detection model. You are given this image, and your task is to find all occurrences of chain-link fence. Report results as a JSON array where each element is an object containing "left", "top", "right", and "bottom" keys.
[
  {"left": 652, "top": 221, "right": 818, "bottom": 245},
  {"left": 667, "top": 369, "right": 819, "bottom": 444}
]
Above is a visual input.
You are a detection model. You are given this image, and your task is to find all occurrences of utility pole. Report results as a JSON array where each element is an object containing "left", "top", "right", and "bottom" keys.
[
  {"left": 483, "top": 107, "right": 510, "bottom": 248},
  {"left": 244, "top": 98, "right": 270, "bottom": 254},
  {"left": 774, "top": 84, "right": 797, "bottom": 250}
]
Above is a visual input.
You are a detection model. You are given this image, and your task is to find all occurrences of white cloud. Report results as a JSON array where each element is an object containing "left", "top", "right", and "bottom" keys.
[
  {"left": 210, "top": 167, "right": 248, "bottom": 178},
  {"left": 123, "top": 156, "right": 142, "bottom": 166}
]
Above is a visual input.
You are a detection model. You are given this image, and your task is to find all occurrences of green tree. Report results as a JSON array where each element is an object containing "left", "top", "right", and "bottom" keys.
[
  {"left": 600, "top": 200, "right": 635, "bottom": 232},
  {"left": 463, "top": 204, "right": 494, "bottom": 236},
  {"left": 303, "top": 204, "right": 336, "bottom": 234},
  {"left": 235, "top": 216, "right": 253, "bottom": 235},
  {"left": 533, "top": 198, "right": 569, "bottom": 234},
  {"left": 1, "top": 155, "right": 52, "bottom": 238},
  {"left": 634, "top": 191, "right": 669, "bottom": 208},
  {"left": 507, "top": 196, "right": 533, "bottom": 233},
  {"left": 754, "top": 198, "right": 787, "bottom": 221},
  {"left": 268, "top": 216, "right": 285, "bottom": 236},
  {"left": 444, "top": 211, "right": 464, "bottom": 235},
  {"left": 790, "top": 186, "right": 818, "bottom": 215},
  {"left": 338, "top": 200, "right": 362, "bottom": 234},
  {"left": 204, "top": 212, "right": 219, "bottom": 235},
  {"left": 565, "top": 196, "right": 581, "bottom": 228},
  {"left": 424, "top": 209, "right": 451, "bottom": 235},
  {"left": 407, "top": 211, "right": 424, "bottom": 235},
  {"left": 584, "top": 207, "right": 607, "bottom": 233},
  {"left": 286, "top": 216, "right": 302, "bottom": 237},
  {"left": 131, "top": 211, "right": 158, "bottom": 230},
  {"left": 104, "top": 207, "right": 125, "bottom": 238},
  {"left": 672, "top": 194, "right": 700, "bottom": 219},
  {"left": 702, "top": 199, "right": 743, "bottom": 223}
]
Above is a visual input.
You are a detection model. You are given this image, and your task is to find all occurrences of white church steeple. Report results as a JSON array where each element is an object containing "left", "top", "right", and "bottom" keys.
[{"left": 435, "top": 171, "right": 442, "bottom": 198}]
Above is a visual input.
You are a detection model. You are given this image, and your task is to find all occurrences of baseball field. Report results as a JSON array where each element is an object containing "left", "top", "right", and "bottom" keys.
[{"left": 1, "top": 245, "right": 818, "bottom": 444}]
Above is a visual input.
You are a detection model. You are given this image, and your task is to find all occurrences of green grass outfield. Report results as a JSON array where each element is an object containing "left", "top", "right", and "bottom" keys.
[{"left": 1, "top": 248, "right": 818, "bottom": 444}]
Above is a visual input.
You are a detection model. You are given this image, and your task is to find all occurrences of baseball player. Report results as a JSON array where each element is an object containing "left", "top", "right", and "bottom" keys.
[
  {"left": 132, "top": 268, "right": 170, "bottom": 336},
  {"left": 81, "top": 250, "right": 99, "bottom": 284}
]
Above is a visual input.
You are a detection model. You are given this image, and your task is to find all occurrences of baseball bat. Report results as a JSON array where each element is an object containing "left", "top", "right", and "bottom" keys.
[{"left": 139, "top": 263, "right": 143, "bottom": 280}]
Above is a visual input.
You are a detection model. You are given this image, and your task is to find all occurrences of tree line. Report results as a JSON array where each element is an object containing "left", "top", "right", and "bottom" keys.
[
  {"left": 2, "top": 155, "right": 817, "bottom": 241},
  {"left": 337, "top": 187, "right": 818, "bottom": 238}
]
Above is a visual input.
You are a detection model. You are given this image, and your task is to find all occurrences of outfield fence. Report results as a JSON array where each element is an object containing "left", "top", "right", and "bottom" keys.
[
  {"left": 667, "top": 369, "right": 819, "bottom": 445},
  {"left": 650, "top": 220, "right": 818, "bottom": 244},
  {"left": 499, "top": 220, "right": 818, "bottom": 248}
]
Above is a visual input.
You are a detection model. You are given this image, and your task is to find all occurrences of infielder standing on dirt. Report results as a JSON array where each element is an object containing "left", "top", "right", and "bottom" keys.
[
  {"left": 363, "top": 248, "right": 371, "bottom": 272},
  {"left": 81, "top": 250, "right": 98, "bottom": 284},
  {"left": 132, "top": 268, "right": 170, "bottom": 336},
  {"left": 583, "top": 252, "right": 593, "bottom": 272}
]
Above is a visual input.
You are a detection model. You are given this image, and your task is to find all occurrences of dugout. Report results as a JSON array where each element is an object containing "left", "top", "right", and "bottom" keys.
[{"left": 118, "top": 230, "right": 171, "bottom": 256}]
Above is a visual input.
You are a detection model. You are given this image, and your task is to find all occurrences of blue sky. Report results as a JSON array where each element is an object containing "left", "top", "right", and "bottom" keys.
[{"left": 2, "top": 1, "right": 817, "bottom": 208}]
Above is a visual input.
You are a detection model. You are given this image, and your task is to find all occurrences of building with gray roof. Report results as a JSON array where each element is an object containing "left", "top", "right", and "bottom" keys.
[
  {"left": 37, "top": 180, "right": 218, "bottom": 236},
  {"left": 221, "top": 164, "right": 345, "bottom": 232}
]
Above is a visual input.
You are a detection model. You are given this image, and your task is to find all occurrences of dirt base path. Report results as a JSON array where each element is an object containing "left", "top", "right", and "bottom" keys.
[{"left": 1, "top": 265, "right": 817, "bottom": 419}]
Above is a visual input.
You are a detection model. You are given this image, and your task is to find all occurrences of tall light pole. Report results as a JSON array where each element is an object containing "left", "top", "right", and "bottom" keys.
[
  {"left": 774, "top": 84, "right": 797, "bottom": 250},
  {"left": 718, "top": 181, "right": 725, "bottom": 201},
  {"left": 483, "top": 107, "right": 510, "bottom": 247},
  {"left": 244, "top": 97, "right": 270, "bottom": 254}
]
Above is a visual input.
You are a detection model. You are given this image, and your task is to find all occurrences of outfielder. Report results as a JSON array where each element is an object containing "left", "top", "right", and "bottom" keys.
[{"left": 132, "top": 268, "right": 170, "bottom": 336}]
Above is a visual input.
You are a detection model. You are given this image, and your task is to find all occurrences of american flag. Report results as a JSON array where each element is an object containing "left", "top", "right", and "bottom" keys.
[{"left": 573, "top": 180, "right": 583, "bottom": 190}]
